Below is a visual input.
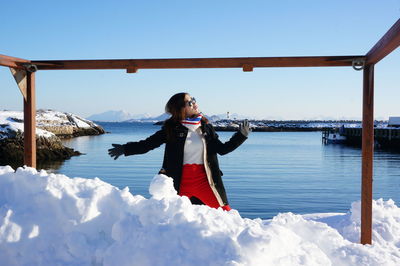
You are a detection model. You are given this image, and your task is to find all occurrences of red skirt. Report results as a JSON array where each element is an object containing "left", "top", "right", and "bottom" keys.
[{"left": 179, "top": 164, "right": 231, "bottom": 211}]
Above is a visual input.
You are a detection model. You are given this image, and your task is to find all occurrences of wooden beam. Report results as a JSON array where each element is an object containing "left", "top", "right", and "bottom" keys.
[
  {"left": 31, "top": 56, "right": 363, "bottom": 70},
  {"left": 361, "top": 64, "right": 374, "bottom": 245},
  {"left": 0, "top": 54, "right": 30, "bottom": 69},
  {"left": 24, "top": 71, "right": 36, "bottom": 168},
  {"left": 366, "top": 19, "right": 400, "bottom": 64},
  {"left": 0, "top": 58, "right": 20, "bottom": 69}
]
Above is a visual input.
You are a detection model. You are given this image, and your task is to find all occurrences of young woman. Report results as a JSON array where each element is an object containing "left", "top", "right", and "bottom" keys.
[{"left": 108, "top": 92, "right": 250, "bottom": 211}]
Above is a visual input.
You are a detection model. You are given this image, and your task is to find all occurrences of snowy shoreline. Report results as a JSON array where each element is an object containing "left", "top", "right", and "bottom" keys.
[
  {"left": 0, "top": 166, "right": 399, "bottom": 265},
  {"left": 150, "top": 119, "right": 390, "bottom": 132},
  {"left": 0, "top": 110, "right": 105, "bottom": 139},
  {"left": 211, "top": 120, "right": 390, "bottom": 132}
]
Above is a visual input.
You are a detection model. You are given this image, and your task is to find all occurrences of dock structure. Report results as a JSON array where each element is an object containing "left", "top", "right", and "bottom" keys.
[
  {"left": 341, "top": 127, "right": 400, "bottom": 148},
  {"left": 1, "top": 19, "right": 400, "bottom": 245}
]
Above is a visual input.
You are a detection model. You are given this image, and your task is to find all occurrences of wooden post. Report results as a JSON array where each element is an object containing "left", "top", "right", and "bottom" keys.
[
  {"left": 24, "top": 71, "right": 36, "bottom": 168},
  {"left": 361, "top": 64, "right": 374, "bottom": 244}
]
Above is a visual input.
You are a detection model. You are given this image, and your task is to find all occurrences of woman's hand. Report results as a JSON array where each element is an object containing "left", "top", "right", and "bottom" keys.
[
  {"left": 108, "top": 144, "right": 124, "bottom": 160},
  {"left": 239, "top": 119, "right": 251, "bottom": 137}
]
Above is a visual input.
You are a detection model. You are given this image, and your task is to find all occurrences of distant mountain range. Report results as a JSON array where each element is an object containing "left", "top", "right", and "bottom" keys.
[
  {"left": 87, "top": 110, "right": 152, "bottom": 122},
  {"left": 87, "top": 110, "right": 231, "bottom": 122},
  {"left": 87, "top": 110, "right": 175, "bottom": 122},
  {"left": 124, "top": 113, "right": 171, "bottom": 122},
  {"left": 86, "top": 110, "right": 372, "bottom": 122}
]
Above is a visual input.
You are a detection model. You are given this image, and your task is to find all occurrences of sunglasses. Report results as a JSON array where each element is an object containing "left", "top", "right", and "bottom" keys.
[{"left": 186, "top": 97, "right": 197, "bottom": 107}]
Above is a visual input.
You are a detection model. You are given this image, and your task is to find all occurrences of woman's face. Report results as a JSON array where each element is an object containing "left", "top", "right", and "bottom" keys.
[{"left": 184, "top": 94, "right": 199, "bottom": 117}]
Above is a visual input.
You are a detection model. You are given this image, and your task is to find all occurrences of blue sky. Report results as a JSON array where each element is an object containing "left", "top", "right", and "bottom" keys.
[{"left": 1, "top": 0, "right": 399, "bottom": 120}]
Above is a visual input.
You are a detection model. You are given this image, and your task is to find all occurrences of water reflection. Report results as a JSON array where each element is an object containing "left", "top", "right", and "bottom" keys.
[
  {"left": 37, "top": 159, "right": 66, "bottom": 172},
  {"left": 4, "top": 159, "right": 67, "bottom": 172},
  {"left": 30, "top": 124, "right": 400, "bottom": 219}
]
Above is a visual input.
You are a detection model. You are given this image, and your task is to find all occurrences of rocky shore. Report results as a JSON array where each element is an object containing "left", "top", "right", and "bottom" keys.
[{"left": 0, "top": 110, "right": 105, "bottom": 168}]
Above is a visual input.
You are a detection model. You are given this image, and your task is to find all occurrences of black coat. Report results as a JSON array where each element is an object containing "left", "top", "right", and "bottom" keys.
[{"left": 122, "top": 121, "right": 247, "bottom": 206}]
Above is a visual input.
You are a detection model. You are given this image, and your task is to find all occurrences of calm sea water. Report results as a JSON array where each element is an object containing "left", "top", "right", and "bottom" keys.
[{"left": 48, "top": 122, "right": 399, "bottom": 219}]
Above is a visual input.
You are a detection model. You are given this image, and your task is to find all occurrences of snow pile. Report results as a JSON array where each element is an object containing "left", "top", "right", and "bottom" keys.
[{"left": 0, "top": 166, "right": 399, "bottom": 266}]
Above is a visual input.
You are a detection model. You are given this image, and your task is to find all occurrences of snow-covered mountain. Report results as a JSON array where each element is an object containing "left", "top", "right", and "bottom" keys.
[
  {"left": 87, "top": 110, "right": 151, "bottom": 122},
  {"left": 124, "top": 113, "right": 171, "bottom": 122}
]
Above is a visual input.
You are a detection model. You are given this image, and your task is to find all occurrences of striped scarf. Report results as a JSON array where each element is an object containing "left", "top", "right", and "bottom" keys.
[{"left": 181, "top": 114, "right": 202, "bottom": 131}]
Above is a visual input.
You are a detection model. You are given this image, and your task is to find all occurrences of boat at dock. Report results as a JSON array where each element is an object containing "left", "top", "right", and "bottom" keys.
[{"left": 322, "top": 128, "right": 347, "bottom": 144}]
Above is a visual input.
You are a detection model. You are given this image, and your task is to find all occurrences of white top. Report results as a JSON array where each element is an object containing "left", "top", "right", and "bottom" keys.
[{"left": 183, "top": 127, "right": 204, "bottom": 165}]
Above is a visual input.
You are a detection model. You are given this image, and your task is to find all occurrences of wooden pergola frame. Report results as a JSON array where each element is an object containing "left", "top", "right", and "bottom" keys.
[{"left": 1, "top": 19, "right": 399, "bottom": 245}]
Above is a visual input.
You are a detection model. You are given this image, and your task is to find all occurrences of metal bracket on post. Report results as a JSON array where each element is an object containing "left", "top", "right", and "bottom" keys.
[
  {"left": 352, "top": 58, "right": 365, "bottom": 71},
  {"left": 22, "top": 63, "right": 38, "bottom": 73}
]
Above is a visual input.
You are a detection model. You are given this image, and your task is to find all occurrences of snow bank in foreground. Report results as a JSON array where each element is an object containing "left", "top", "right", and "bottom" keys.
[{"left": 0, "top": 167, "right": 399, "bottom": 266}]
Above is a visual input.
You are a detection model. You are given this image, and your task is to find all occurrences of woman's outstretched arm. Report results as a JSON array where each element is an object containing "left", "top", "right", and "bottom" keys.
[
  {"left": 108, "top": 128, "right": 166, "bottom": 159},
  {"left": 210, "top": 120, "right": 250, "bottom": 155}
]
